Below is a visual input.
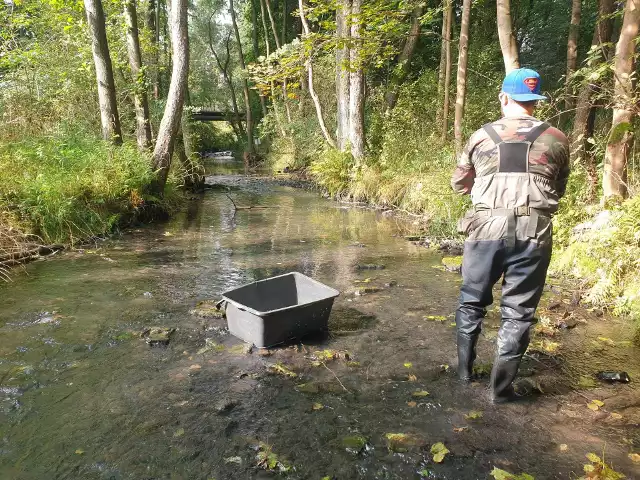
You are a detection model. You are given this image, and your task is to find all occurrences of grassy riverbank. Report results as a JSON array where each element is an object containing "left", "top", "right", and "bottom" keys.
[{"left": 0, "top": 130, "right": 181, "bottom": 249}]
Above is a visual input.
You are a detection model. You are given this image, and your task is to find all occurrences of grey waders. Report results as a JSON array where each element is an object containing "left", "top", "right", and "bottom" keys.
[{"left": 456, "top": 123, "right": 553, "bottom": 403}]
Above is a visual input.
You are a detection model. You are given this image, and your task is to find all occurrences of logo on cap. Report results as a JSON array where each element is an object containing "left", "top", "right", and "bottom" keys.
[{"left": 523, "top": 77, "right": 539, "bottom": 92}]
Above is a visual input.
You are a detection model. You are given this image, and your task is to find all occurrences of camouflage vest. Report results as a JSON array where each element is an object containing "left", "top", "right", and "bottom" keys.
[{"left": 455, "top": 116, "right": 570, "bottom": 245}]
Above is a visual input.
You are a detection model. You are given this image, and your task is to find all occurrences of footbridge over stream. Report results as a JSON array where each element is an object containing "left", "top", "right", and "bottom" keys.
[{"left": 191, "top": 109, "right": 246, "bottom": 122}]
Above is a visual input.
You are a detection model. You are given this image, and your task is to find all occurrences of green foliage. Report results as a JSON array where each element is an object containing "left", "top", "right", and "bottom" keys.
[
  {"left": 0, "top": 129, "right": 178, "bottom": 244},
  {"left": 551, "top": 193, "right": 640, "bottom": 340}
]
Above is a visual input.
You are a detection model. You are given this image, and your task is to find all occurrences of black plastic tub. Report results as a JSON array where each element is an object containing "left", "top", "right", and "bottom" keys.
[{"left": 222, "top": 272, "right": 340, "bottom": 348}]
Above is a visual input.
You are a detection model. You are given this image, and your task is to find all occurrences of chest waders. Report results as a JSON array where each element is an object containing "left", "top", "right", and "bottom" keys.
[{"left": 455, "top": 122, "right": 554, "bottom": 403}]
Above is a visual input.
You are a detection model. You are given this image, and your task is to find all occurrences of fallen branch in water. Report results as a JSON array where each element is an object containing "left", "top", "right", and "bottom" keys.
[
  {"left": 224, "top": 194, "right": 273, "bottom": 211},
  {"left": 321, "top": 361, "right": 350, "bottom": 393}
]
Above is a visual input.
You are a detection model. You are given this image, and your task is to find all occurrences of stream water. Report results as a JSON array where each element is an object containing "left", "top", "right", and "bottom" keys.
[{"left": 1, "top": 162, "right": 639, "bottom": 479}]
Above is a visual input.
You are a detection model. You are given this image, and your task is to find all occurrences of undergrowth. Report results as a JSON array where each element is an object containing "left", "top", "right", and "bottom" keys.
[{"left": 0, "top": 129, "right": 180, "bottom": 245}]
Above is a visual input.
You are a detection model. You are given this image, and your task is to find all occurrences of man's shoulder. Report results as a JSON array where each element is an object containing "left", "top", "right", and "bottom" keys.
[{"left": 542, "top": 125, "right": 569, "bottom": 146}]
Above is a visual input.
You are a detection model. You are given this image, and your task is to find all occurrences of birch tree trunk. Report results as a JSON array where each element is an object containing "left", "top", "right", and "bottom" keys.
[
  {"left": 603, "top": 0, "right": 640, "bottom": 200},
  {"left": 497, "top": 0, "right": 520, "bottom": 73},
  {"left": 336, "top": 0, "right": 351, "bottom": 151},
  {"left": 299, "top": 0, "right": 336, "bottom": 148},
  {"left": 384, "top": 5, "right": 423, "bottom": 112},
  {"left": 454, "top": 0, "right": 472, "bottom": 155},
  {"left": 84, "top": 0, "right": 122, "bottom": 144},
  {"left": 349, "top": 0, "right": 365, "bottom": 162},
  {"left": 124, "top": 0, "right": 152, "bottom": 150},
  {"left": 441, "top": 0, "right": 452, "bottom": 141},
  {"left": 565, "top": 0, "right": 582, "bottom": 113},
  {"left": 230, "top": 0, "right": 256, "bottom": 156},
  {"left": 151, "top": 0, "right": 189, "bottom": 192}
]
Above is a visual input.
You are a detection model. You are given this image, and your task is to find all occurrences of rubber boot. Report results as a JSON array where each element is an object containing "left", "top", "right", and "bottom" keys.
[
  {"left": 489, "top": 322, "right": 531, "bottom": 403},
  {"left": 457, "top": 332, "right": 479, "bottom": 382}
]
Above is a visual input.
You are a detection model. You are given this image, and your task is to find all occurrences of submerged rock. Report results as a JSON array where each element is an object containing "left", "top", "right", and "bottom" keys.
[
  {"left": 356, "top": 264, "right": 386, "bottom": 271},
  {"left": 141, "top": 327, "right": 175, "bottom": 346},
  {"left": 342, "top": 435, "right": 368, "bottom": 454},
  {"left": 328, "top": 308, "right": 375, "bottom": 332},
  {"left": 354, "top": 286, "right": 382, "bottom": 296},
  {"left": 189, "top": 300, "right": 225, "bottom": 319},
  {"left": 385, "top": 433, "right": 427, "bottom": 453}
]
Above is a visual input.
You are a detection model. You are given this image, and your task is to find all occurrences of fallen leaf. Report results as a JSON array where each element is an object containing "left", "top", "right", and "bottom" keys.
[
  {"left": 587, "top": 399, "right": 605, "bottom": 411},
  {"left": 412, "top": 390, "right": 430, "bottom": 398},
  {"left": 407, "top": 401, "right": 417, "bottom": 408},
  {"left": 453, "top": 426, "right": 468, "bottom": 433},
  {"left": 610, "top": 412, "right": 623, "bottom": 420},
  {"left": 267, "top": 363, "right": 297, "bottom": 378},
  {"left": 424, "top": 315, "right": 447, "bottom": 322},
  {"left": 312, "top": 403, "right": 324, "bottom": 411},
  {"left": 598, "top": 336, "right": 616, "bottom": 347},
  {"left": 490, "top": 467, "right": 534, "bottom": 480},
  {"left": 173, "top": 428, "right": 185, "bottom": 437},
  {"left": 440, "top": 364, "right": 450, "bottom": 372},
  {"left": 430, "top": 442, "right": 450, "bottom": 463},
  {"left": 407, "top": 374, "right": 417, "bottom": 382},
  {"left": 465, "top": 410, "right": 483, "bottom": 420},
  {"left": 224, "top": 456, "right": 242, "bottom": 464},
  {"left": 559, "top": 444, "right": 568, "bottom": 452},
  {"left": 75, "top": 449, "right": 84, "bottom": 455},
  {"left": 629, "top": 453, "right": 640, "bottom": 463},
  {"left": 189, "top": 364, "right": 202, "bottom": 371},
  {"left": 404, "top": 362, "right": 413, "bottom": 368}
]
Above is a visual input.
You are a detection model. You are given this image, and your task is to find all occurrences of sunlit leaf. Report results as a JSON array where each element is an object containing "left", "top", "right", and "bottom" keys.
[{"left": 430, "top": 442, "right": 449, "bottom": 463}]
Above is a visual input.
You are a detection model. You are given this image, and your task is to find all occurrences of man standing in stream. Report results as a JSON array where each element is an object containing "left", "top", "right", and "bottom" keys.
[{"left": 451, "top": 68, "right": 570, "bottom": 403}]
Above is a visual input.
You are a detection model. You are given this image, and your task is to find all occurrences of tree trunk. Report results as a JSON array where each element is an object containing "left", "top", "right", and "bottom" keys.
[
  {"left": 84, "top": 0, "right": 122, "bottom": 144},
  {"left": 603, "top": 0, "right": 640, "bottom": 200},
  {"left": 336, "top": 0, "right": 351, "bottom": 150},
  {"left": 124, "top": 0, "right": 152, "bottom": 150},
  {"left": 209, "top": 24, "right": 245, "bottom": 139},
  {"left": 299, "top": 0, "right": 337, "bottom": 148},
  {"left": 265, "top": 0, "right": 292, "bottom": 122},
  {"left": 436, "top": 0, "right": 448, "bottom": 130},
  {"left": 145, "top": 0, "right": 156, "bottom": 37},
  {"left": 230, "top": 0, "right": 256, "bottom": 156},
  {"left": 151, "top": 0, "right": 189, "bottom": 192},
  {"left": 497, "top": 0, "right": 520, "bottom": 73},
  {"left": 571, "top": 0, "right": 614, "bottom": 181},
  {"left": 349, "top": 0, "right": 365, "bottom": 162},
  {"left": 154, "top": 0, "right": 162, "bottom": 99},
  {"left": 178, "top": 113, "right": 204, "bottom": 191},
  {"left": 250, "top": 0, "right": 268, "bottom": 117},
  {"left": 565, "top": 0, "right": 581, "bottom": 113},
  {"left": 259, "top": 0, "right": 287, "bottom": 137},
  {"left": 282, "top": 0, "right": 288, "bottom": 46},
  {"left": 384, "top": 6, "right": 423, "bottom": 112},
  {"left": 454, "top": 0, "right": 472, "bottom": 154},
  {"left": 441, "top": 0, "right": 452, "bottom": 141}
]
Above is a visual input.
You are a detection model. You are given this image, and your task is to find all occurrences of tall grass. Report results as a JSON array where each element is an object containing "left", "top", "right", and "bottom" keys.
[{"left": 0, "top": 129, "right": 178, "bottom": 245}]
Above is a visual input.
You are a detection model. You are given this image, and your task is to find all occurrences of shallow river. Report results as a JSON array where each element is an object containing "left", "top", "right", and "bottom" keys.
[{"left": 1, "top": 164, "right": 639, "bottom": 479}]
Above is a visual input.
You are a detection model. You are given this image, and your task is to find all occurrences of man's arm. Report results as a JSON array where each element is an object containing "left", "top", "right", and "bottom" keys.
[
  {"left": 451, "top": 132, "right": 480, "bottom": 195},
  {"left": 555, "top": 135, "right": 570, "bottom": 199}
]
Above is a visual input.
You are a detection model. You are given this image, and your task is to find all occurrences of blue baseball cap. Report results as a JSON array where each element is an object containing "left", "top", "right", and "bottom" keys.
[{"left": 502, "top": 68, "right": 547, "bottom": 102}]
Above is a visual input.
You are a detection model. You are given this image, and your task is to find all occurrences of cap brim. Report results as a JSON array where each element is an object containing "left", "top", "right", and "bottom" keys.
[{"left": 510, "top": 93, "right": 547, "bottom": 101}]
